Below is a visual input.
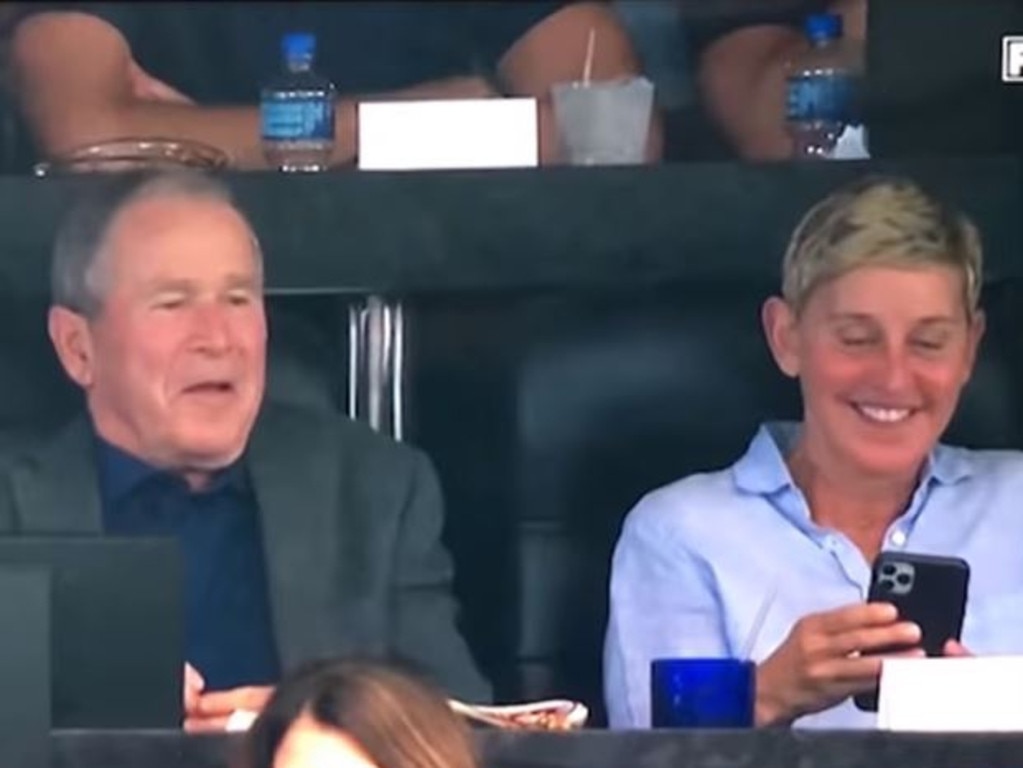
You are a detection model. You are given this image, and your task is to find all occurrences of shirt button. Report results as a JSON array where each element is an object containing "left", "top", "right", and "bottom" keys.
[{"left": 890, "top": 529, "right": 907, "bottom": 547}]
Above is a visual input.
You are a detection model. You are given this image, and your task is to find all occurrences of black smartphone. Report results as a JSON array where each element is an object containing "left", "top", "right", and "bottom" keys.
[{"left": 853, "top": 551, "right": 970, "bottom": 712}]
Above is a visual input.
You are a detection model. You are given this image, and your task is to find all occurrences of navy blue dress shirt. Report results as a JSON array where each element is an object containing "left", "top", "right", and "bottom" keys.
[{"left": 96, "top": 437, "right": 281, "bottom": 691}]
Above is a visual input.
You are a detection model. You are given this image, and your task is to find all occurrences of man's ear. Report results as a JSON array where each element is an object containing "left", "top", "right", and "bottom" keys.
[
  {"left": 48, "top": 306, "right": 95, "bottom": 388},
  {"left": 761, "top": 296, "right": 801, "bottom": 379}
]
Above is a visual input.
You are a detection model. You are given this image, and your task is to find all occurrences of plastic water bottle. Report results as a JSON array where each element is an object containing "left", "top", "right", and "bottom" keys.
[
  {"left": 260, "top": 33, "right": 336, "bottom": 172},
  {"left": 785, "top": 13, "right": 864, "bottom": 160}
]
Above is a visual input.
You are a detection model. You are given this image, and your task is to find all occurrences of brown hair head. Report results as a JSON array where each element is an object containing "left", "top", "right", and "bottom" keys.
[{"left": 241, "top": 658, "right": 477, "bottom": 768}]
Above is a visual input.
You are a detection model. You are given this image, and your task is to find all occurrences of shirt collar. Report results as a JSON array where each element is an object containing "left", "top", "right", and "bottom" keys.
[
  {"left": 732, "top": 420, "right": 975, "bottom": 498},
  {"left": 94, "top": 432, "right": 249, "bottom": 505}
]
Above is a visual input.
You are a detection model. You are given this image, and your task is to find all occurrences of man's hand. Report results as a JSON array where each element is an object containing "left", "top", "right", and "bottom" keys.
[
  {"left": 184, "top": 684, "right": 274, "bottom": 733},
  {"left": 755, "top": 602, "right": 924, "bottom": 726},
  {"left": 127, "top": 61, "right": 194, "bottom": 105},
  {"left": 183, "top": 663, "right": 205, "bottom": 715},
  {"left": 944, "top": 639, "right": 974, "bottom": 657}
]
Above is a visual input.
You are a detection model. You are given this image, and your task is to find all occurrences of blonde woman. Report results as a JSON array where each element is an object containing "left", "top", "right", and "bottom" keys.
[
  {"left": 241, "top": 659, "right": 476, "bottom": 768},
  {"left": 605, "top": 176, "right": 1023, "bottom": 729}
]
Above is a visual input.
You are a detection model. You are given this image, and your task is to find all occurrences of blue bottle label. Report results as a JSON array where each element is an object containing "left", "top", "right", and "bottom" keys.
[
  {"left": 261, "top": 98, "right": 334, "bottom": 141},
  {"left": 785, "top": 73, "right": 860, "bottom": 124}
]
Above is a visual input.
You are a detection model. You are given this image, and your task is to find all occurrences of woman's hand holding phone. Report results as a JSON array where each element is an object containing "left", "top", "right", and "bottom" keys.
[{"left": 754, "top": 601, "right": 923, "bottom": 726}]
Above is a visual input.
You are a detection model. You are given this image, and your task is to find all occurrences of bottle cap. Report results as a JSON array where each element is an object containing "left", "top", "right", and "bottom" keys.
[
  {"left": 804, "top": 13, "right": 842, "bottom": 43},
  {"left": 282, "top": 32, "right": 315, "bottom": 61}
]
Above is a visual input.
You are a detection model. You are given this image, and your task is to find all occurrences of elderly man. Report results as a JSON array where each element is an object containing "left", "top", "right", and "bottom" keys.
[{"left": 0, "top": 170, "right": 489, "bottom": 731}]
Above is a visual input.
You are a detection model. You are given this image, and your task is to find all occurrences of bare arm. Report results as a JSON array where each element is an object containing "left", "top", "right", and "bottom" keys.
[
  {"left": 497, "top": 1, "right": 663, "bottom": 164},
  {"left": 11, "top": 12, "right": 276, "bottom": 169},
  {"left": 10, "top": 12, "right": 499, "bottom": 170},
  {"left": 697, "top": 24, "right": 802, "bottom": 161},
  {"left": 695, "top": 0, "right": 865, "bottom": 161}
]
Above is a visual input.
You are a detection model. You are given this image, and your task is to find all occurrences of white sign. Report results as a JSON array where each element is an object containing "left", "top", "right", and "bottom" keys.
[
  {"left": 358, "top": 98, "right": 538, "bottom": 171},
  {"left": 878, "top": 656, "right": 1023, "bottom": 731},
  {"left": 1002, "top": 36, "right": 1023, "bottom": 82}
]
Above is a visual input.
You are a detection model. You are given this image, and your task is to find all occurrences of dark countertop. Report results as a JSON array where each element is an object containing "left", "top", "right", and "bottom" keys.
[
  {"left": 0, "top": 158, "right": 1019, "bottom": 298},
  {"left": 49, "top": 728, "right": 1023, "bottom": 768}
]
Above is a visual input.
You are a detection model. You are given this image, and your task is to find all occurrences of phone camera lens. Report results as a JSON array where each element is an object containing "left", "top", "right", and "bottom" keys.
[
  {"left": 881, "top": 564, "right": 897, "bottom": 576},
  {"left": 896, "top": 573, "right": 912, "bottom": 586}
]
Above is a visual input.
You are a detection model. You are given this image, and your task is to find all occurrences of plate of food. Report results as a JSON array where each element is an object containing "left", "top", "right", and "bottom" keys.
[
  {"left": 449, "top": 698, "right": 588, "bottom": 731},
  {"left": 33, "top": 137, "right": 229, "bottom": 175}
]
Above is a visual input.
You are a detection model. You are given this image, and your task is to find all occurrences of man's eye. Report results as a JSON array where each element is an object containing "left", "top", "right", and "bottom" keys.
[{"left": 839, "top": 336, "right": 873, "bottom": 347}]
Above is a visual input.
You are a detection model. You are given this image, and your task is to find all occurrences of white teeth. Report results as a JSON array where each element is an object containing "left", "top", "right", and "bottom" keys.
[{"left": 857, "top": 405, "right": 911, "bottom": 423}]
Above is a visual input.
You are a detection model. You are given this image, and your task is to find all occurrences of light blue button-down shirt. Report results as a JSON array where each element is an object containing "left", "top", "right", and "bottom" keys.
[{"left": 604, "top": 421, "right": 1023, "bottom": 729}]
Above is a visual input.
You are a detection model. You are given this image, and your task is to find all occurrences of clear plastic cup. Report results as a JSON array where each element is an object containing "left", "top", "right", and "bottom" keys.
[{"left": 551, "top": 76, "right": 654, "bottom": 166}]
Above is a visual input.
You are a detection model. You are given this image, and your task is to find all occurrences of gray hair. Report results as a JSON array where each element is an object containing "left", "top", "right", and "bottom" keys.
[
  {"left": 781, "top": 175, "right": 983, "bottom": 317},
  {"left": 51, "top": 170, "right": 263, "bottom": 316}
]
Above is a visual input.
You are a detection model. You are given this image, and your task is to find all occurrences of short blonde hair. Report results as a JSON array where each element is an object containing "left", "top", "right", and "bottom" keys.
[{"left": 781, "top": 176, "right": 982, "bottom": 316}]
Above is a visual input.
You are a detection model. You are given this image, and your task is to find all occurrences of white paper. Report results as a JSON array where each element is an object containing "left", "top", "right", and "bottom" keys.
[
  {"left": 358, "top": 98, "right": 538, "bottom": 171},
  {"left": 878, "top": 656, "right": 1023, "bottom": 731}
]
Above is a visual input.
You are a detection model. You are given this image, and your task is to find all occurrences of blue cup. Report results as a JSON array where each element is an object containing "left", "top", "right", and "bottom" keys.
[{"left": 650, "top": 658, "right": 755, "bottom": 728}]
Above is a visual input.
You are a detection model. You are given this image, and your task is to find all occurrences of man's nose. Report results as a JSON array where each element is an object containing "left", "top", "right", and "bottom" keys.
[{"left": 190, "top": 304, "right": 232, "bottom": 352}]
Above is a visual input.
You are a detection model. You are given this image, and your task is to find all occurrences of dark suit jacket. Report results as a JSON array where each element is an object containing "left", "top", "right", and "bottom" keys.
[{"left": 0, "top": 402, "right": 492, "bottom": 702}]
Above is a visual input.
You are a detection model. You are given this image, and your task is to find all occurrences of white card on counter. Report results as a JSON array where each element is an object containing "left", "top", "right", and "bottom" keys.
[
  {"left": 878, "top": 656, "right": 1023, "bottom": 731},
  {"left": 358, "top": 98, "right": 538, "bottom": 171}
]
